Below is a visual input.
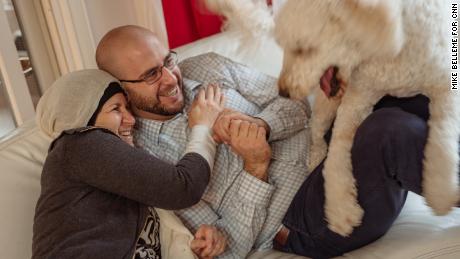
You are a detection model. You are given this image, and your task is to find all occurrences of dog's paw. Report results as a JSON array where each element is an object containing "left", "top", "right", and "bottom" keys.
[
  {"left": 308, "top": 141, "right": 328, "bottom": 171},
  {"left": 325, "top": 189, "right": 364, "bottom": 237},
  {"left": 423, "top": 154, "right": 459, "bottom": 215},
  {"left": 424, "top": 185, "right": 458, "bottom": 216}
]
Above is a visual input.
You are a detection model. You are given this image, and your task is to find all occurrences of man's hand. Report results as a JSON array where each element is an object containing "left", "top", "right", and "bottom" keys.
[
  {"left": 229, "top": 120, "right": 271, "bottom": 182},
  {"left": 212, "top": 109, "right": 270, "bottom": 144},
  {"left": 190, "top": 225, "right": 227, "bottom": 259}
]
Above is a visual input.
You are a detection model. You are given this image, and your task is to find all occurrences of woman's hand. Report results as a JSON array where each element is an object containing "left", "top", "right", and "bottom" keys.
[{"left": 188, "top": 84, "right": 225, "bottom": 128}]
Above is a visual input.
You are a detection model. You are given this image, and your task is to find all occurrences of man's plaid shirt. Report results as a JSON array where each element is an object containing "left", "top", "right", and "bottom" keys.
[{"left": 134, "top": 53, "right": 310, "bottom": 258}]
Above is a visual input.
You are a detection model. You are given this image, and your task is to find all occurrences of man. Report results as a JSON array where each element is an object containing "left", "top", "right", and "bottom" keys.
[{"left": 96, "top": 25, "right": 310, "bottom": 258}]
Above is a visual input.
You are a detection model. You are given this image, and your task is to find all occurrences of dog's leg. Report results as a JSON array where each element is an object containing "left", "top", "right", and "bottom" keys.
[
  {"left": 323, "top": 88, "right": 381, "bottom": 237},
  {"left": 309, "top": 88, "right": 341, "bottom": 172},
  {"left": 423, "top": 91, "right": 460, "bottom": 214}
]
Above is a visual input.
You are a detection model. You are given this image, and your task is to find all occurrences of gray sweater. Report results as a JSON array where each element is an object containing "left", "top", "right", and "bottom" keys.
[{"left": 32, "top": 127, "right": 210, "bottom": 259}]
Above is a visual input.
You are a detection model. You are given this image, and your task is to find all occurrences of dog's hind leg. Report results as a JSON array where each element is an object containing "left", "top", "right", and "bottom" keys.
[
  {"left": 422, "top": 90, "right": 460, "bottom": 215},
  {"left": 309, "top": 88, "right": 341, "bottom": 172},
  {"left": 322, "top": 88, "right": 382, "bottom": 237}
]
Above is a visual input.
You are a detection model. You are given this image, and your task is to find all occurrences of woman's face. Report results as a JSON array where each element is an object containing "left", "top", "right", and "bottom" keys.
[{"left": 94, "top": 93, "right": 136, "bottom": 146}]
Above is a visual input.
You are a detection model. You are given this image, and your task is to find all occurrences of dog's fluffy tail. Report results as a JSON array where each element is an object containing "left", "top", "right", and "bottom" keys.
[{"left": 203, "top": 0, "right": 274, "bottom": 45}]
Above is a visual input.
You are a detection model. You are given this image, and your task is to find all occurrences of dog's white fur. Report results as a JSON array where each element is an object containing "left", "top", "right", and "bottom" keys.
[
  {"left": 205, "top": 0, "right": 460, "bottom": 237},
  {"left": 205, "top": 0, "right": 273, "bottom": 41}
]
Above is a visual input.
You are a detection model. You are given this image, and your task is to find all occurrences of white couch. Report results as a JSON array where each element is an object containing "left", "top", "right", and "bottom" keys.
[{"left": 1, "top": 31, "right": 460, "bottom": 259}]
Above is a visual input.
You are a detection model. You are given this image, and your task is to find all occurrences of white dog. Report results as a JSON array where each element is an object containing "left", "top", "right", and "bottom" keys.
[{"left": 205, "top": 0, "right": 460, "bottom": 237}]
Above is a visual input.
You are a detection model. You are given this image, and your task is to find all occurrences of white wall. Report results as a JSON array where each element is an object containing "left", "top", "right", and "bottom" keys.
[
  {"left": 85, "top": 0, "right": 168, "bottom": 47},
  {"left": 84, "top": 0, "right": 138, "bottom": 46},
  {"left": 44, "top": 0, "right": 168, "bottom": 73}
]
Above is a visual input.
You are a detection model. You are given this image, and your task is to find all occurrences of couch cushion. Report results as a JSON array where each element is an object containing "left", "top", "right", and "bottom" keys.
[
  {"left": 175, "top": 31, "right": 283, "bottom": 79},
  {"left": 247, "top": 192, "right": 460, "bottom": 259},
  {"left": 0, "top": 120, "right": 50, "bottom": 258}
]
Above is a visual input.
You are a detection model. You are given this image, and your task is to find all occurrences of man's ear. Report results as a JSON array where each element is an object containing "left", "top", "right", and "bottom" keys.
[{"left": 335, "top": 0, "right": 405, "bottom": 59}]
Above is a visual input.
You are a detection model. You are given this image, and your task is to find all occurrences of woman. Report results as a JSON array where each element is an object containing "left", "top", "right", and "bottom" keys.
[{"left": 32, "top": 69, "right": 225, "bottom": 259}]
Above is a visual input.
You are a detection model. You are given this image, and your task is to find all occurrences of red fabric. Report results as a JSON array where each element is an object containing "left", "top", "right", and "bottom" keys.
[{"left": 162, "top": 0, "right": 223, "bottom": 48}]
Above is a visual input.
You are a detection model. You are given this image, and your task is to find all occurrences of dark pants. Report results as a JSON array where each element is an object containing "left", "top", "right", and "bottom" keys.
[{"left": 277, "top": 95, "right": 457, "bottom": 258}]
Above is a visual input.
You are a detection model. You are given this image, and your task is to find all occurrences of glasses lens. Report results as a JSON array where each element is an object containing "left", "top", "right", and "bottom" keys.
[
  {"left": 142, "top": 52, "right": 177, "bottom": 85},
  {"left": 144, "top": 68, "right": 162, "bottom": 84}
]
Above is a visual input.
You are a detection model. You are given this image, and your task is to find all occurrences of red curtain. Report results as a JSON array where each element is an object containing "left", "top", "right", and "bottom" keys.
[{"left": 162, "top": 0, "right": 223, "bottom": 48}]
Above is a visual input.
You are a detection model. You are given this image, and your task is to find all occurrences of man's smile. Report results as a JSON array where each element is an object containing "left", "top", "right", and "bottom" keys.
[
  {"left": 162, "top": 87, "right": 178, "bottom": 97},
  {"left": 158, "top": 85, "right": 181, "bottom": 101}
]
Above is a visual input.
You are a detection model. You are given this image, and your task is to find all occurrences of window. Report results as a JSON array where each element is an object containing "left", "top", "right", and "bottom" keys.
[{"left": 0, "top": 0, "right": 58, "bottom": 139}]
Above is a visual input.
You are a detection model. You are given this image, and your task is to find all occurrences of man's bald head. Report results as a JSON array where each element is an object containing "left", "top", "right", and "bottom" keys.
[
  {"left": 95, "top": 25, "right": 185, "bottom": 121},
  {"left": 95, "top": 25, "right": 165, "bottom": 79}
]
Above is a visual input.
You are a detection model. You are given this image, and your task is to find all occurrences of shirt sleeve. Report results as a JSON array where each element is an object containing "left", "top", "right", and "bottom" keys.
[
  {"left": 222, "top": 55, "right": 310, "bottom": 141},
  {"left": 61, "top": 129, "right": 211, "bottom": 210},
  {"left": 255, "top": 97, "right": 310, "bottom": 141},
  {"left": 180, "top": 53, "right": 310, "bottom": 142},
  {"left": 176, "top": 169, "right": 275, "bottom": 259}
]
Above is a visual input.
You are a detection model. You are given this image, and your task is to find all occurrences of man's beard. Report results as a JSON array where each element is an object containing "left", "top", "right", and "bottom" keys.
[
  {"left": 132, "top": 82, "right": 185, "bottom": 116},
  {"left": 143, "top": 100, "right": 184, "bottom": 116}
]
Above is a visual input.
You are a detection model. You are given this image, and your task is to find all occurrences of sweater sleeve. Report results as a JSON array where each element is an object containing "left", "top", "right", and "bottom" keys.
[
  {"left": 61, "top": 129, "right": 211, "bottom": 210},
  {"left": 184, "top": 125, "right": 217, "bottom": 170}
]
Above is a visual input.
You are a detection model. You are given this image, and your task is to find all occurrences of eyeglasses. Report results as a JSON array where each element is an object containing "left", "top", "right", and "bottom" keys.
[{"left": 119, "top": 51, "right": 178, "bottom": 85}]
